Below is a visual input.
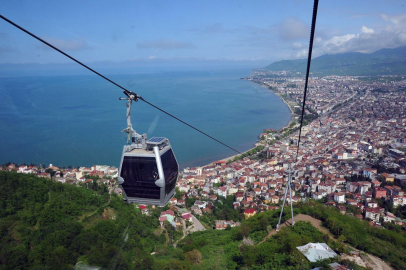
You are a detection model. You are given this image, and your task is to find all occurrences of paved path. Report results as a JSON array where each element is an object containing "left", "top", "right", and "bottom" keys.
[{"left": 189, "top": 215, "right": 206, "bottom": 232}]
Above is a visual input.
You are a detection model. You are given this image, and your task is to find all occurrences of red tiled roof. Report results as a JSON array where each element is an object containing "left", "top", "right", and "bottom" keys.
[{"left": 244, "top": 208, "right": 256, "bottom": 214}]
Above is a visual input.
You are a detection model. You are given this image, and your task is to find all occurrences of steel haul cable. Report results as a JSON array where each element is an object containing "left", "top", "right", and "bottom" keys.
[
  {"left": 0, "top": 14, "right": 240, "bottom": 154},
  {"left": 295, "top": 0, "right": 319, "bottom": 163},
  {"left": 276, "top": 0, "right": 319, "bottom": 232}
]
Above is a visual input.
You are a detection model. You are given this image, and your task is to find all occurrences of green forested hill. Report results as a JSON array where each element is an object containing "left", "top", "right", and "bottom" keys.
[
  {"left": 0, "top": 171, "right": 163, "bottom": 269},
  {"left": 264, "top": 46, "right": 406, "bottom": 76},
  {"left": 1, "top": 171, "right": 406, "bottom": 269}
]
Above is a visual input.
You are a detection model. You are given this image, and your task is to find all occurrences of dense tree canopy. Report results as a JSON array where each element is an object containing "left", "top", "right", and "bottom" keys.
[
  {"left": 1, "top": 172, "right": 405, "bottom": 269},
  {"left": 0, "top": 172, "right": 161, "bottom": 269}
]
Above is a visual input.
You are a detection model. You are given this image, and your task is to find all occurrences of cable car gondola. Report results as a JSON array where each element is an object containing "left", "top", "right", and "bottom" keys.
[{"left": 117, "top": 90, "right": 179, "bottom": 206}]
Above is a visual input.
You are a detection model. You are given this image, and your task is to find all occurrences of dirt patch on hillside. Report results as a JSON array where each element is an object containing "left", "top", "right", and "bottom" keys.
[
  {"left": 257, "top": 214, "right": 333, "bottom": 245},
  {"left": 257, "top": 214, "right": 392, "bottom": 269}
]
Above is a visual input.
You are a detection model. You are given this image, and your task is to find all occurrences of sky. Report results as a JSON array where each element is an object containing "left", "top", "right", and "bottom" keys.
[{"left": 1, "top": 0, "right": 406, "bottom": 66}]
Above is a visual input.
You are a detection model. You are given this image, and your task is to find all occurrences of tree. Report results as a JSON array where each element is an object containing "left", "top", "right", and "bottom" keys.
[
  {"left": 174, "top": 188, "right": 183, "bottom": 200},
  {"left": 45, "top": 168, "right": 56, "bottom": 180},
  {"left": 92, "top": 179, "right": 99, "bottom": 191},
  {"left": 185, "top": 249, "right": 203, "bottom": 265}
]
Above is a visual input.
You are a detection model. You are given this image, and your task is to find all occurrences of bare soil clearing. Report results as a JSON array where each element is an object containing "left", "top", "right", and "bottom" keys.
[{"left": 257, "top": 214, "right": 392, "bottom": 270}]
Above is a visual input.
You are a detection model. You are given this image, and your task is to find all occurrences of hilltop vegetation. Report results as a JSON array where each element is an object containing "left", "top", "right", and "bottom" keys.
[
  {"left": 0, "top": 171, "right": 163, "bottom": 269},
  {"left": 265, "top": 46, "right": 406, "bottom": 76},
  {"left": 1, "top": 171, "right": 405, "bottom": 269}
]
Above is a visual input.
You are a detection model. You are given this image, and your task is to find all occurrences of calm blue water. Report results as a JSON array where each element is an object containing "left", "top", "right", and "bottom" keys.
[{"left": 0, "top": 68, "right": 291, "bottom": 169}]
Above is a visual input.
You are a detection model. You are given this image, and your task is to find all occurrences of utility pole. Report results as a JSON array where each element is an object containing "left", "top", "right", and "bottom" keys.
[{"left": 276, "top": 163, "right": 295, "bottom": 231}]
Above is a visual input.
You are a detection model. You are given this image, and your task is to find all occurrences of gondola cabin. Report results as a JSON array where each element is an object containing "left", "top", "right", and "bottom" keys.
[{"left": 117, "top": 136, "right": 179, "bottom": 206}]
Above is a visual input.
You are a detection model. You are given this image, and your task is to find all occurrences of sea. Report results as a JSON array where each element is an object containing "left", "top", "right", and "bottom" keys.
[{"left": 0, "top": 66, "right": 291, "bottom": 169}]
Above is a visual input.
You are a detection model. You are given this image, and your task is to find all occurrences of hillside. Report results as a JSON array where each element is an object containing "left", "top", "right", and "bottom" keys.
[
  {"left": 0, "top": 171, "right": 164, "bottom": 269},
  {"left": 265, "top": 46, "right": 406, "bottom": 76},
  {"left": 1, "top": 171, "right": 405, "bottom": 269}
]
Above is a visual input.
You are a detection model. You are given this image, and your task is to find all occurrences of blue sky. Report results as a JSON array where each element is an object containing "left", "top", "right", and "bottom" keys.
[{"left": 1, "top": 0, "right": 406, "bottom": 65}]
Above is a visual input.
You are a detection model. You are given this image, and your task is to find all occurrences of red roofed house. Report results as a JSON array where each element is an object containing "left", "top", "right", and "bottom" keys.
[
  {"left": 138, "top": 205, "right": 149, "bottom": 215},
  {"left": 235, "top": 192, "right": 244, "bottom": 202},
  {"left": 213, "top": 160, "right": 226, "bottom": 166},
  {"left": 8, "top": 164, "right": 16, "bottom": 170},
  {"left": 371, "top": 180, "right": 381, "bottom": 188},
  {"left": 159, "top": 210, "right": 175, "bottom": 227},
  {"left": 209, "top": 195, "right": 217, "bottom": 201},
  {"left": 373, "top": 187, "right": 387, "bottom": 199},
  {"left": 169, "top": 197, "right": 178, "bottom": 205},
  {"left": 244, "top": 208, "right": 256, "bottom": 219},
  {"left": 181, "top": 213, "right": 192, "bottom": 222}
]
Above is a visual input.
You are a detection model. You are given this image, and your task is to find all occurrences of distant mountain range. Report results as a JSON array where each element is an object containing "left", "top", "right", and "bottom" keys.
[{"left": 264, "top": 46, "right": 406, "bottom": 76}]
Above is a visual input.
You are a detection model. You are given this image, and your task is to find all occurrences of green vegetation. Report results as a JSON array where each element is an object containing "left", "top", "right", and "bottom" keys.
[
  {"left": 1, "top": 171, "right": 405, "bottom": 269},
  {"left": 155, "top": 207, "right": 366, "bottom": 270},
  {"left": 158, "top": 202, "right": 406, "bottom": 269},
  {"left": 0, "top": 171, "right": 166, "bottom": 269},
  {"left": 299, "top": 202, "right": 406, "bottom": 269},
  {"left": 228, "top": 145, "right": 264, "bottom": 163},
  {"left": 204, "top": 195, "right": 243, "bottom": 225}
]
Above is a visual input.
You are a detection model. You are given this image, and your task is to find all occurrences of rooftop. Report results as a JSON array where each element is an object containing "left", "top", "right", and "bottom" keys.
[{"left": 296, "top": 242, "right": 338, "bottom": 262}]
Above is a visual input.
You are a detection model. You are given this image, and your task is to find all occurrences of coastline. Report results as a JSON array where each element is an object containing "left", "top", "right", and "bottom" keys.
[
  {"left": 257, "top": 83, "right": 295, "bottom": 130},
  {"left": 200, "top": 80, "right": 294, "bottom": 168},
  {"left": 2, "top": 70, "right": 294, "bottom": 171},
  {"left": 1, "top": 69, "right": 292, "bottom": 170}
]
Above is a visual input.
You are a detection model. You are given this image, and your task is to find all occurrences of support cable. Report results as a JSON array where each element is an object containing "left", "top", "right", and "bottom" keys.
[
  {"left": 0, "top": 14, "right": 240, "bottom": 154},
  {"left": 277, "top": 0, "right": 319, "bottom": 231},
  {"left": 295, "top": 0, "right": 319, "bottom": 163},
  {"left": 139, "top": 97, "right": 240, "bottom": 153}
]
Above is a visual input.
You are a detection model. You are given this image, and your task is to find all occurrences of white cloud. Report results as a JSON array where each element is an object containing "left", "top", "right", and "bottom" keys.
[
  {"left": 137, "top": 39, "right": 195, "bottom": 50},
  {"left": 323, "top": 34, "right": 356, "bottom": 52},
  {"left": 361, "top": 26, "right": 374, "bottom": 34},
  {"left": 310, "top": 13, "right": 406, "bottom": 56},
  {"left": 40, "top": 37, "right": 91, "bottom": 51},
  {"left": 380, "top": 13, "right": 406, "bottom": 26},
  {"left": 295, "top": 49, "right": 308, "bottom": 58},
  {"left": 287, "top": 13, "right": 406, "bottom": 59}
]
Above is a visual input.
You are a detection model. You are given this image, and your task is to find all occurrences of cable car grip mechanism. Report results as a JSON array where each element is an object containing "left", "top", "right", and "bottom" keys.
[{"left": 119, "top": 90, "right": 146, "bottom": 152}]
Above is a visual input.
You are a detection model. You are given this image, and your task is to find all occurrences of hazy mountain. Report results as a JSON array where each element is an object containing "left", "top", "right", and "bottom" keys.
[{"left": 264, "top": 46, "right": 406, "bottom": 76}]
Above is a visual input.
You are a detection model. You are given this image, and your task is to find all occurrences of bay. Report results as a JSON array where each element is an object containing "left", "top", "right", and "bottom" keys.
[{"left": 0, "top": 67, "right": 291, "bottom": 169}]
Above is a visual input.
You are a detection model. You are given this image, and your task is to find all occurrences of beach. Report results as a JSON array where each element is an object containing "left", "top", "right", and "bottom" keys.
[
  {"left": 257, "top": 82, "right": 295, "bottom": 130},
  {"left": 201, "top": 80, "right": 294, "bottom": 167}
]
